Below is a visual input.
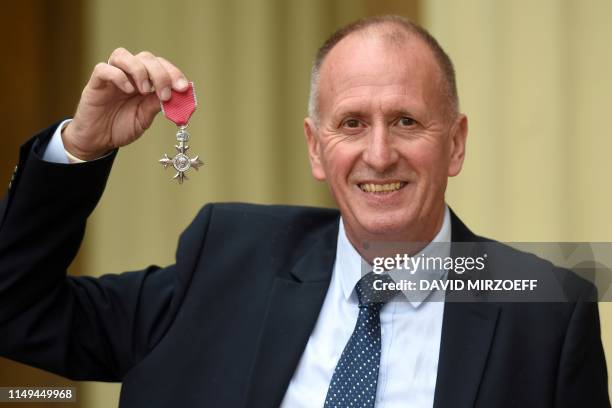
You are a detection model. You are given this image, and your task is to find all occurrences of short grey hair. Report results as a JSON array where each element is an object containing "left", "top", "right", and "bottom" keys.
[{"left": 308, "top": 15, "right": 459, "bottom": 123}]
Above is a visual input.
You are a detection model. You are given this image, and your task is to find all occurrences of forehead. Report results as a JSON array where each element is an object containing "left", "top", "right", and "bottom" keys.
[{"left": 318, "top": 29, "right": 444, "bottom": 115}]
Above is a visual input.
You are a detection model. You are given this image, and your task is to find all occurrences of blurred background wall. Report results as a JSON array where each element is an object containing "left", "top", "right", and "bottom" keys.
[{"left": 1, "top": 0, "right": 610, "bottom": 406}]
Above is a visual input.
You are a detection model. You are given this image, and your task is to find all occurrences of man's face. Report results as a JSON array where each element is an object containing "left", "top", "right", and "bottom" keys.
[{"left": 304, "top": 31, "right": 467, "bottom": 246}]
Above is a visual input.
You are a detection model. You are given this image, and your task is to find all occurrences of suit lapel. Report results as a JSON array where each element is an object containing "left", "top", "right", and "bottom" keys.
[
  {"left": 433, "top": 209, "right": 501, "bottom": 408},
  {"left": 433, "top": 301, "right": 499, "bottom": 408},
  {"left": 245, "top": 221, "right": 338, "bottom": 408}
]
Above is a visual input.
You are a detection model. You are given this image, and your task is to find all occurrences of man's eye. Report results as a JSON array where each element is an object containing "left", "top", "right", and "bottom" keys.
[
  {"left": 398, "top": 117, "right": 415, "bottom": 126},
  {"left": 343, "top": 119, "right": 361, "bottom": 128}
]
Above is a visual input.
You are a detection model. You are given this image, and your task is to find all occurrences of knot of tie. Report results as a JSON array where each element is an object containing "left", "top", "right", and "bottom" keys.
[{"left": 355, "top": 272, "right": 399, "bottom": 307}]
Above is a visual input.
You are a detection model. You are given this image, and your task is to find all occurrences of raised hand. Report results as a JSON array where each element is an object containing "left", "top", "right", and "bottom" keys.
[{"left": 62, "top": 48, "right": 188, "bottom": 160}]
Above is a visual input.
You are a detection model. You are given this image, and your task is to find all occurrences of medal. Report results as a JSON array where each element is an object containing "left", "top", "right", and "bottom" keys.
[{"left": 159, "top": 82, "right": 203, "bottom": 183}]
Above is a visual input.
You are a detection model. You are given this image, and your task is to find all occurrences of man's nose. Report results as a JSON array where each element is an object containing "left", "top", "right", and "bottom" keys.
[{"left": 362, "top": 125, "right": 399, "bottom": 173}]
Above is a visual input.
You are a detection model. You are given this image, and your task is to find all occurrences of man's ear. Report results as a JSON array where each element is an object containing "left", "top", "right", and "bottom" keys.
[
  {"left": 447, "top": 114, "right": 468, "bottom": 177},
  {"left": 304, "top": 117, "right": 326, "bottom": 181}
]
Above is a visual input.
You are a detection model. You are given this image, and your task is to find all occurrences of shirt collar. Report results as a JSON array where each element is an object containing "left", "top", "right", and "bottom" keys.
[{"left": 335, "top": 206, "right": 452, "bottom": 308}]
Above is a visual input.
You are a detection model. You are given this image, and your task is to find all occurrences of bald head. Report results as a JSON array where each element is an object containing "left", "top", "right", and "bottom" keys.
[{"left": 308, "top": 16, "right": 458, "bottom": 123}]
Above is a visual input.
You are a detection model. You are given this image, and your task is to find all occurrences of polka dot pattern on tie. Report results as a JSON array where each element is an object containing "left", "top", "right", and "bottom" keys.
[{"left": 323, "top": 272, "right": 399, "bottom": 408}]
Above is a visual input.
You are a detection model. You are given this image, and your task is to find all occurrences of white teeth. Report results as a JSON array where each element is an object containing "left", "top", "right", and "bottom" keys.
[{"left": 359, "top": 182, "right": 404, "bottom": 193}]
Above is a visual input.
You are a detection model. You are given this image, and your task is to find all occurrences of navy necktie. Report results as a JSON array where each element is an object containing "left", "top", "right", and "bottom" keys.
[{"left": 324, "top": 272, "right": 398, "bottom": 408}]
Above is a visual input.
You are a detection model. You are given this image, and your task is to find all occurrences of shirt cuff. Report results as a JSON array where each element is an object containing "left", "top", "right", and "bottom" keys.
[
  {"left": 42, "top": 119, "right": 113, "bottom": 163},
  {"left": 43, "top": 119, "right": 73, "bottom": 164}
]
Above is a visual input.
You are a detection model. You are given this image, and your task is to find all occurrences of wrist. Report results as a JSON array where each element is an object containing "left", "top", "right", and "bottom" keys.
[{"left": 61, "top": 123, "right": 108, "bottom": 162}]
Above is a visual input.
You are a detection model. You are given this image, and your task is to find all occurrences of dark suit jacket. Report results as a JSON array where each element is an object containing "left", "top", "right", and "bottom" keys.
[{"left": 0, "top": 124, "right": 609, "bottom": 407}]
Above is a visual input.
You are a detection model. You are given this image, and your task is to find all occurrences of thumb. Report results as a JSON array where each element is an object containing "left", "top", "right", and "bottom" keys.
[{"left": 138, "top": 93, "right": 162, "bottom": 131}]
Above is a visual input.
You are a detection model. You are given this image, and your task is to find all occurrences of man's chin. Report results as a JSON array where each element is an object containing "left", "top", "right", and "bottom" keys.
[{"left": 353, "top": 215, "right": 417, "bottom": 242}]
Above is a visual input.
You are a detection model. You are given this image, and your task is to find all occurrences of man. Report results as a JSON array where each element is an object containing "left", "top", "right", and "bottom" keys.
[{"left": 0, "top": 15, "right": 608, "bottom": 408}]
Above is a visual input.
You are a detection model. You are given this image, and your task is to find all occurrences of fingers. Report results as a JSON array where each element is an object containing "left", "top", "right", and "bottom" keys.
[
  {"left": 107, "top": 47, "right": 151, "bottom": 94},
  {"left": 89, "top": 62, "right": 135, "bottom": 94},
  {"left": 157, "top": 57, "right": 189, "bottom": 91},
  {"left": 134, "top": 51, "right": 173, "bottom": 101},
  {"left": 106, "top": 47, "right": 189, "bottom": 101}
]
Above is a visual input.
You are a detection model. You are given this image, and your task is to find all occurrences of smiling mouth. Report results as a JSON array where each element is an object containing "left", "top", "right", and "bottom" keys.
[{"left": 358, "top": 181, "right": 406, "bottom": 193}]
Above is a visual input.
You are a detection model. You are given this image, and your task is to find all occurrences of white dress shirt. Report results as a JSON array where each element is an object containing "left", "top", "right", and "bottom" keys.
[
  {"left": 44, "top": 122, "right": 451, "bottom": 407},
  {"left": 280, "top": 208, "right": 451, "bottom": 408},
  {"left": 44, "top": 119, "right": 73, "bottom": 163}
]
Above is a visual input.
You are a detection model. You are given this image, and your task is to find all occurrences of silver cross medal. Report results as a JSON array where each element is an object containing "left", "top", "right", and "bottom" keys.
[
  {"left": 159, "top": 125, "right": 203, "bottom": 183},
  {"left": 159, "top": 82, "right": 203, "bottom": 184}
]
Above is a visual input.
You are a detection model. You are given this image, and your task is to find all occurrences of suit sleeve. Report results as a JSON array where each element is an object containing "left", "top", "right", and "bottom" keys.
[
  {"left": 555, "top": 283, "right": 610, "bottom": 407},
  {"left": 0, "top": 124, "right": 213, "bottom": 382}
]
